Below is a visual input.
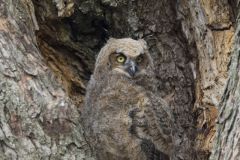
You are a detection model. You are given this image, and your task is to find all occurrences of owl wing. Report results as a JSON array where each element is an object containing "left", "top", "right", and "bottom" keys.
[{"left": 129, "top": 91, "right": 174, "bottom": 157}]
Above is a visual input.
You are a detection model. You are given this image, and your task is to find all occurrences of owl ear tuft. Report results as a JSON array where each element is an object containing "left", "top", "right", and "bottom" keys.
[{"left": 138, "top": 39, "right": 147, "bottom": 49}]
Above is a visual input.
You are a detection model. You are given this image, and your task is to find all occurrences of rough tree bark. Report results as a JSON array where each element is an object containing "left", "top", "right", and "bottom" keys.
[
  {"left": 0, "top": 0, "right": 93, "bottom": 159},
  {"left": 210, "top": 8, "right": 240, "bottom": 160},
  {"left": 0, "top": 0, "right": 239, "bottom": 159}
]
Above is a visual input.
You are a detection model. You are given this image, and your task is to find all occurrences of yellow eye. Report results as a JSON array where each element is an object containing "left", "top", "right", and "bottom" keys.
[{"left": 116, "top": 55, "right": 126, "bottom": 63}]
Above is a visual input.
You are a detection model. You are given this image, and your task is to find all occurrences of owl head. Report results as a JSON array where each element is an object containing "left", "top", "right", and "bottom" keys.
[{"left": 94, "top": 38, "right": 154, "bottom": 79}]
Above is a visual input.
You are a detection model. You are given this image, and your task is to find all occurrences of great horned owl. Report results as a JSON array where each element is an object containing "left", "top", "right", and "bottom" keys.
[{"left": 82, "top": 38, "right": 174, "bottom": 160}]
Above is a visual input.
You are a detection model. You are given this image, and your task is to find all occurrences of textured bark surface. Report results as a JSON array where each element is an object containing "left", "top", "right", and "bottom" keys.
[
  {"left": 0, "top": 0, "right": 239, "bottom": 159},
  {"left": 210, "top": 8, "right": 240, "bottom": 160},
  {"left": 0, "top": 0, "right": 93, "bottom": 159},
  {"left": 178, "top": 0, "right": 235, "bottom": 155}
]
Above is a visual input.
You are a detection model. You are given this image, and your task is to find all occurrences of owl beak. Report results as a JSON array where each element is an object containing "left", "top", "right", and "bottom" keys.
[{"left": 126, "top": 61, "right": 138, "bottom": 77}]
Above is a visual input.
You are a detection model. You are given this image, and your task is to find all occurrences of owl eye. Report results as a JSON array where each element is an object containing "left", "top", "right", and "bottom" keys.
[
  {"left": 116, "top": 55, "right": 126, "bottom": 63},
  {"left": 136, "top": 55, "right": 143, "bottom": 63}
]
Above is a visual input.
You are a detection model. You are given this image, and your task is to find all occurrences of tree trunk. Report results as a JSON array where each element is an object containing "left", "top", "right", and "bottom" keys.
[
  {"left": 0, "top": 0, "right": 239, "bottom": 159},
  {"left": 210, "top": 8, "right": 240, "bottom": 160},
  {"left": 0, "top": 0, "right": 93, "bottom": 159}
]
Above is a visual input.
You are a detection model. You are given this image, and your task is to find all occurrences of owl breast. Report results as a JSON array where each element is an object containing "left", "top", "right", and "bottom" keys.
[{"left": 91, "top": 77, "right": 150, "bottom": 160}]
